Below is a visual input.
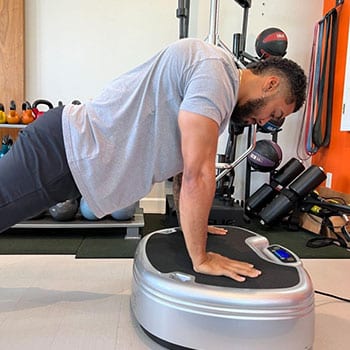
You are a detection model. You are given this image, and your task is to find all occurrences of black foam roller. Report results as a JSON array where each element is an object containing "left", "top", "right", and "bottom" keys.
[
  {"left": 273, "top": 158, "right": 305, "bottom": 186},
  {"left": 289, "top": 166, "right": 327, "bottom": 197}
]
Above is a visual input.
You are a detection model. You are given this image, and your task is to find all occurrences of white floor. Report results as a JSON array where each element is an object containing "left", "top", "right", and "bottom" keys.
[{"left": 0, "top": 255, "right": 348, "bottom": 350}]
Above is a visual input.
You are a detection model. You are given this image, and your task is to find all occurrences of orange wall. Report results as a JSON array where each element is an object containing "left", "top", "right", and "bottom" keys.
[{"left": 312, "top": 0, "right": 350, "bottom": 193}]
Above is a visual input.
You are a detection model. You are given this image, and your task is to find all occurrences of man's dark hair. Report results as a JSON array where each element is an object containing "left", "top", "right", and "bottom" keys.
[{"left": 247, "top": 57, "right": 307, "bottom": 112}]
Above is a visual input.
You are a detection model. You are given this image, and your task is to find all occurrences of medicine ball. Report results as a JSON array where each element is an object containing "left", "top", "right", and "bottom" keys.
[
  {"left": 111, "top": 202, "right": 137, "bottom": 221},
  {"left": 255, "top": 27, "right": 288, "bottom": 59},
  {"left": 247, "top": 140, "right": 282, "bottom": 172},
  {"left": 79, "top": 197, "right": 102, "bottom": 220},
  {"left": 49, "top": 199, "right": 78, "bottom": 221}
]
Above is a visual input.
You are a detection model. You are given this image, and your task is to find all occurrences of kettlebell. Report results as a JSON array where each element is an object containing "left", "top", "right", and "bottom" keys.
[
  {"left": 32, "top": 99, "right": 54, "bottom": 119},
  {"left": 79, "top": 197, "right": 101, "bottom": 221},
  {"left": 49, "top": 199, "right": 79, "bottom": 221},
  {"left": 0, "top": 103, "right": 6, "bottom": 124},
  {"left": 21, "top": 101, "right": 35, "bottom": 124},
  {"left": 7, "top": 100, "right": 20, "bottom": 124},
  {"left": 0, "top": 135, "right": 13, "bottom": 158},
  {"left": 111, "top": 202, "right": 137, "bottom": 221}
]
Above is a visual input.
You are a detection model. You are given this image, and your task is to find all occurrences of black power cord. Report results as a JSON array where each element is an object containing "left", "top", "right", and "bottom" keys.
[{"left": 315, "top": 290, "right": 350, "bottom": 303}]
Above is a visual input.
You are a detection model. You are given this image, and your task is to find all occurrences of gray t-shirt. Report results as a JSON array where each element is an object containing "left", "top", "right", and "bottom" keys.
[{"left": 62, "top": 38, "right": 239, "bottom": 217}]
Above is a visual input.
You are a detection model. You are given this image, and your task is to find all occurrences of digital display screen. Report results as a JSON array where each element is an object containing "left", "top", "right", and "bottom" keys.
[
  {"left": 268, "top": 245, "right": 297, "bottom": 263},
  {"left": 274, "top": 248, "right": 292, "bottom": 259}
]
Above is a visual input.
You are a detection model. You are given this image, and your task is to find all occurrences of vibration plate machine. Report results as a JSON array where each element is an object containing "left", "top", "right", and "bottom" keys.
[{"left": 131, "top": 226, "right": 314, "bottom": 350}]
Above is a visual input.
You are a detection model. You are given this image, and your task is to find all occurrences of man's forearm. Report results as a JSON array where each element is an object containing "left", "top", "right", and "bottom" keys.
[{"left": 179, "top": 173, "right": 216, "bottom": 267}]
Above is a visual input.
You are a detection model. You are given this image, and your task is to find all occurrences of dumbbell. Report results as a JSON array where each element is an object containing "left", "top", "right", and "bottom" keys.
[
  {"left": 111, "top": 202, "right": 137, "bottom": 221},
  {"left": 49, "top": 199, "right": 79, "bottom": 221},
  {"left": 80, "top": 197, "right": 101, "bottom": 220}
]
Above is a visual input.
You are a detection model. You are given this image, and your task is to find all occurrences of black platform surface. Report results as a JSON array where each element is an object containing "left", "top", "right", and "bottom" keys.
[{"left": 146, "top": 227, "right": 301, "bottom": 289}]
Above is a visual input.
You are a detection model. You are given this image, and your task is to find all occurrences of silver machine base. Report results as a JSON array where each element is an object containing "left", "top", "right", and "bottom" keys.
[{"left": 131, "top": 227, "right": 314, "bottom": 350}]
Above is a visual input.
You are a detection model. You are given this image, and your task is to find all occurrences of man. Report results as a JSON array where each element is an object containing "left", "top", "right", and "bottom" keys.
[{"left": 0, "top": 38, "right": 306, "bottom": 281}]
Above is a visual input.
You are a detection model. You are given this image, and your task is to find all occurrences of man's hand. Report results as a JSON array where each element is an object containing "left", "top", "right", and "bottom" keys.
[
  {"left": 193, "top": 252, "right": 262, "bottom": 282},
  {"left": 208, "top": 226, "right": 228, "bottom": 235}
]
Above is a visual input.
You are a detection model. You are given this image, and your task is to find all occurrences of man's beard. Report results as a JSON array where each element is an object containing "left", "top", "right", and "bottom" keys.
[{"left": 230, "top": 97, "right": 267, "bottom": 126}]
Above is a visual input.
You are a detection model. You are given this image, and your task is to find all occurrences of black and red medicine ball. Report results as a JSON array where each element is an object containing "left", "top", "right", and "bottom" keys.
[
  {"left": 255, "top": 27, "right": 288, "bottom": 59},
  {"left": 248, "top": 140, "right": 282, "bottom": 172}
]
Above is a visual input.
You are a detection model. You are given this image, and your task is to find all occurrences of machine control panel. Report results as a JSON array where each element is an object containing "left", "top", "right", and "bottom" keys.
[{"left": 267, "top": 245, "right": 298, "bottom": 263}]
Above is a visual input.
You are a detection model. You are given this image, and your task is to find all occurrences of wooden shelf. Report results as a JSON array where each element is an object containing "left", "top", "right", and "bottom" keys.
[
  {"left": 0, "top": 123, "right": 26, "bottom": 141},
  {"left": 0, "top": 124, "right": 26, "bottom": 129}
]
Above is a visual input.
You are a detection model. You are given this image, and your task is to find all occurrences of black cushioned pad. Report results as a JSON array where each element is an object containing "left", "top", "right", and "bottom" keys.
[{"left": 145, "top": 227, "right": 300, "bottom": 289}]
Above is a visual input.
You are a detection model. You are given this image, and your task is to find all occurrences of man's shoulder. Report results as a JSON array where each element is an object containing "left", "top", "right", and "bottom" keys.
[
  {"left": 164, "top": 38, "right": 233, "bottom": 69},
  {"left": 168, "top": 38, "right": 215, "bottom": 53},
  {"left": 172, "top": 38, "right": 235, "bottom": 64}
]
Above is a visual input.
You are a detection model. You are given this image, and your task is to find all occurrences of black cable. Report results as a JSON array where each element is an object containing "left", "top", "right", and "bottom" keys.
[
  {"left": 315, "top": 290, "right": 350, "bottom": 303},
  {"left": 303, "top": 197, "right": 350, "bottom": 214}
]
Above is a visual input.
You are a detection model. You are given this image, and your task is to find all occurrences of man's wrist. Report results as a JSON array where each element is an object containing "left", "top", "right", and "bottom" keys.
[{"left": 191, "top": 251, "right": 207, "bottom": 269}]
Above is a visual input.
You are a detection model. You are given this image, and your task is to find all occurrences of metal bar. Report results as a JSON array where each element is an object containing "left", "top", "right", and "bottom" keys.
[
  {"left": 208, "top": 0, "right": 220, "bottom": 45},
  {"left": 240, "top": 7, "right": 249, "bottom": 53},
  {"left": 244, "top": 125, "right": 253, "bottom": 199},
  {"left": 233, "top": 0, "right": 252, "bottom": 8},
  {"left": 176, "top": 0, "right": 191, "bottom": 39},
  {"left": 215, "top": 124, "right": 257, "bottom": 182}
]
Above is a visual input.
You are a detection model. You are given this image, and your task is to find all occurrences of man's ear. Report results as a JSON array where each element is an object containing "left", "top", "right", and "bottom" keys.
[{"left": 263, "top": 76, "right": 280, "bottom": 94}]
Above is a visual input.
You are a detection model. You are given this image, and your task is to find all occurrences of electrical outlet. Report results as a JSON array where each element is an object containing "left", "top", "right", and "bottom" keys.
[{"left": 326, "top": 172, "right": 333, "bottom": 188}]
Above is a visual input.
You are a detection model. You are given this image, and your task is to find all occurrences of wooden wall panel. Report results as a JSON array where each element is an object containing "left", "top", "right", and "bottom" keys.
[
  {"left": 0, "top": 0, "right": 24, "bottom": 140},
  {"left": 0, "top": 0, "right": 24, "bottom": 106}
]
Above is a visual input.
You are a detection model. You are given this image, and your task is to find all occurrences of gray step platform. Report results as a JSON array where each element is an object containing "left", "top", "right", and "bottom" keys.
[{"left": 13, "top": 209, "right": 145, "bottom": 240}]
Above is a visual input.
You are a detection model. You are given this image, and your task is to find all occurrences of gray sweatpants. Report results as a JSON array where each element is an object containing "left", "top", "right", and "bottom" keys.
[{"left": 0, "top": 106, "right": 80, "bottom": 233}]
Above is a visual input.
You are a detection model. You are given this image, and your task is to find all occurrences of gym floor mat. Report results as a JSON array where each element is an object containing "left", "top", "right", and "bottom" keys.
[
  {"left": 0, "top": 229, "right": 83, "bottom": 255},
  {"left": 75, "top": 231, "right": 139, "bottom": 259},
  {"left": 0, "top": 215, "right": 348, "bottom": 259}
]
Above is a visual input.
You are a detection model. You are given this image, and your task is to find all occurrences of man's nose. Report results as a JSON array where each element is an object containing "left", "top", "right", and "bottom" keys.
[{"left": 257, "top": 116, "right": 272, "bottom": 126}]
